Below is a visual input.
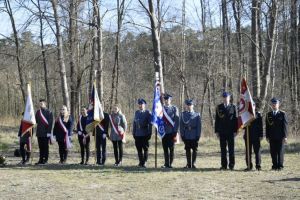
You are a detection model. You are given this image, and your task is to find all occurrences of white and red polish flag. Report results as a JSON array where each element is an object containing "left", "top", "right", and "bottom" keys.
[
  {"left": 21, "top": 84, "right": 36, "bottom": 136},
  {"left": 237, "top": 78, "right": 256, "bottom": 131}
]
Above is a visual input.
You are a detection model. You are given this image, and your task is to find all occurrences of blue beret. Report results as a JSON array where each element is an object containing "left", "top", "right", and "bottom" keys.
[
  {"left": 271, "top": 98, "right": 280, "bottom": 104},
  {"left": 137, "top": 98, "right": 147, "bottom": 105},
  {"left": 185, "top": 99, "right": 194, "bottom": 106},
  {"left": 164, "top": 93, "right": 172, "bottom": 100},
  {"left": 222, "top": 92, "right": 231, "bottom": 98}
]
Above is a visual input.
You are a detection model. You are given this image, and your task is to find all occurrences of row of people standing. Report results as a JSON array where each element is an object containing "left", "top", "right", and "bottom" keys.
[{"left": 18, "top": 93, "right": 288, "bottom": 171}]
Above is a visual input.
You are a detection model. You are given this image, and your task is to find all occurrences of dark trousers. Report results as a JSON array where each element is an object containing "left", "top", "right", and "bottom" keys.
[
  {"left": 244, "top": 138, "right": 261, "bottom": 169},
  {"left": 96, "top": 133, "right": 107, "bottom": 164},
  {"left": 270, "top": 139, "right": 284, "bottom": 169},
  {"left": 112, "top": 140, "right": 123, "bottom": 164},
  {"left": 78, "top": 136, "right": 90, "bottom": 163},
  {"left": 37, "top": 137, "right": 49, "bottom": 163},
  {"left": 135, "top": 136, "right": 149, "bottom": 166},
  {"left": 20, "top": 139, "right": 31, "bottom": 162},
  {"left": 184, "top": 140, "right": 198, "bottom": 167},
  {"left": 58, "top": 141, "right": 68, "bottom": 162},
  {"left": 162, "top": 134, "right": 175, "bottom": 167},
  {"left": 219, "top": 134, "right": 235, "bottom": 169}
]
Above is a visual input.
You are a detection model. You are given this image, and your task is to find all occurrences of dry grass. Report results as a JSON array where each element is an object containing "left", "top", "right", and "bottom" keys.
[{"left": 1, "top": 126, "right": 300, "bottom": 200}]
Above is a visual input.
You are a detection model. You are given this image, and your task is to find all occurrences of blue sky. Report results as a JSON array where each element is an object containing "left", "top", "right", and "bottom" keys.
[{"left": 0, "top": 0, "right": 237, "bottom": 44}]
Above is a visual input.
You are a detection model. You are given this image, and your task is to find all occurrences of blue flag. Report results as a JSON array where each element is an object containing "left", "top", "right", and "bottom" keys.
[{"left": 151, "top": 80, "right": 165, "bottom": 138}]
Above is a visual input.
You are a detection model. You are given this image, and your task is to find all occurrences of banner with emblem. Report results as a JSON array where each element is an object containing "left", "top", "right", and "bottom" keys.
[
  {"left": 237, "top": 78, "right": 256, "bottom": 131},
  {"left": 21, "top": 84, "right": 36, "bottom": 136},
  {"left": 86, "top": 83, "right": 104, "bottom": 132},
  {"left": 151, "top": 79, "right": 165, "bottom": 138}
]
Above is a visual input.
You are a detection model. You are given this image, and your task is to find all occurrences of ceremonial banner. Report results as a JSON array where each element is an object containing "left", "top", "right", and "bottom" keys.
[
  {"left": 237, "top": 78, "right": 256, "bottom": 130},
  {"left": 151, "top": 79, "right": 165, "bottom": 138},
  {"left": 86, "top": 83, "right": 104, "bottom": 132},
  {"left": 21, "top": 84, "right": 36, "bottom": 136}
]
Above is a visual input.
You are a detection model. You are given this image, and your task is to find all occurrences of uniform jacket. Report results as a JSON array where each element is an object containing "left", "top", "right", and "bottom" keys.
[
  {"left": 215, "top": 103, "right": 238, "bottom": 136},
  {"left": 53, "top": 116, "right": 74, "bottom": 142},
  {"left": 109, "top": 112, "right": 127, "bottom": 141},
  {"left": 95, "top": 112, "right": 110, "bottom": 135},
  {"left": 243, "top": 111, "right": 263, "bottom": 140},
  {"left": 18, "top": 123, "right": 31, "bottom": 143},
  {"left": 180, "top": 111, "right": 201, "bottom": 141},
  {"left": 35, "top": 108, "right": 53, "bottom": 137},
  {"left": 266, "top": 110, "right": 288, "bottom": 140},
  {"left": 163, "top": 105, "right": 179, "bottom": 135},
  {"left": 132, "top": 110, "right": 152, "bottom": 137},
  {"left": 77, "top": 115, "right": 88, "bottom": 137}
]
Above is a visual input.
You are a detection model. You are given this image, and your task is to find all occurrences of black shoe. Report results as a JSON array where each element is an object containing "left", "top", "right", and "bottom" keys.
[
  {"left": 244, "top": 168, "right": 251, "bottom": 171},
  {"left": 79, "top": 161, "right": 84, "bottom": 165},
  {"left": 161, "top": 165, "right": 169, "bottom": 168},
  {"left": 35, "top": 161, "right": 43, "bottom": 165},
  {"left": 167, "top": 165, "right": 173, "bottom": 169},
  {"left": 229, "top": 166, "right": 234, "bottom": 171},
  {"left": 192, "top": 164, "right": 197, "bottom": 169},
  {"left": 220, "top": 167, "right": 227, "bottom": 170},
  {"left": 184, "top": 164, "right": 191, "bottom": 169},
  {"left": 271, "top": 166, "right": 277, "bottom": 171},
  {"left": 256, "top": 166, "right": 261, "bottom": 171}
]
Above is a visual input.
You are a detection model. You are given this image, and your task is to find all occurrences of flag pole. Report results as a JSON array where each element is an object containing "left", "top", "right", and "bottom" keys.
[
  {"left": 154, "top": 72, "right": 160, "bottom": 169},
  {"left": 94, "top": 70, "right": 98, "bottom": 165},
  {"left": 246, "top": 125, "right": 250, "bottom": 170}
]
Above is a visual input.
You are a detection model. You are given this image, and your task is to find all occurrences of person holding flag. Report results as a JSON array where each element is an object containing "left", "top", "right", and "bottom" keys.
[
  {"left": 266, "top": 98, "right": 288, "bottom": 171},
  {"left": 77, "top": 107, "right": 90, "bottom": 165},
  {"left": 95, "top": 111, "right": 110, "bottom": 166},
  {"left": 18, "top": 84, "right": 36, "bottom": 165},
  {"left": 215, "top": 91, "right": 238, "bottom": 170},
  {"left": 161, "top": 93, "right": 179, "bottom": 169},
  {"left": 242, "top": 101, "right": 263, "bottom": 171},
  {"left": 35, "top": 99, "right": 53, "bottom": 165},
  {"left": 132, "top": 98, "right": 152, "bottom": 168},
  {"left": 109, "top": 105, "right": 127, "bottom": 167},
  {"left": 237, "top": 78, "right": 257, "bottom": 171},
  {"left": 85, "top": 83, "right": 104, "bottom": 164},
  {"left": 53, "top": 105, "right": 74, "bottom": 164}
]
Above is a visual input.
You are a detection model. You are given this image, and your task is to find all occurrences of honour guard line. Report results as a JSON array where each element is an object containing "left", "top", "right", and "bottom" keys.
[{"left": 16, "top": 73, "right": 288, "bottom": 171}]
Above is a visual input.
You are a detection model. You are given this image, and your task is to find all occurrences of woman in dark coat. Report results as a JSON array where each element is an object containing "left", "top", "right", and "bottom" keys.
[{"left": 53, "top": 105, "right": 73, "bottom": 164}]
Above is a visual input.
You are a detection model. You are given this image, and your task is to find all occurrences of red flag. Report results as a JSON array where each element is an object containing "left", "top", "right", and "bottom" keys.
[{"left": 237, "top": 78, "right": 255, "bottom": 130}]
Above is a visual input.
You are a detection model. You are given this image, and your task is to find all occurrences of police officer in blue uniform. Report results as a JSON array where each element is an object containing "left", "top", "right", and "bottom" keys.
[
  {"left": 215, "top": 92, "right": 238, "bottom": 170},
  {"left": 266, "top": 98, "right": 288, "bottom": 171},
  {"left": 161, "top": 94, "right": 179, "bottom": 168},
  {"left": 95, "top": 112, "right": 110, "bottom": 165},
  {"left": 133, "top": 98, "right": 152, "bottom": 168},
  {"left": 180, "top": 99, "right": 201, "bottom": 169},
  {"left": 244, "top": 102, "right": 263, "bottom": 171}
]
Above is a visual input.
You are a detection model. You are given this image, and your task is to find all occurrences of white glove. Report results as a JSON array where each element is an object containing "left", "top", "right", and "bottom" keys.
[
  {"left": 102, "top": 134, "right": 106, "bottom": 139},
  {"left": 53, "top": 135, "right": 56, "bottom": 142},
  {"left": 47, "top": 133, "right": 51, "bottom": 137},
  {"left": 78, "top": 131, "right": 82, "bottom": 136}
]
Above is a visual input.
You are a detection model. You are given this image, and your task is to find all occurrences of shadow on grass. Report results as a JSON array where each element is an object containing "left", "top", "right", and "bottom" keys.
[
  {"left": 2, "top": 163, "right": 225, "bottom": 173},
  {"left": 264, "top": 177, "right": 300, "bottom": 183}
]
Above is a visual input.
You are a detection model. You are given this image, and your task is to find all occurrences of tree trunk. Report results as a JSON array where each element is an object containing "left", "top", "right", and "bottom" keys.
[
  {"left": 4, "top": 0, "right": 26, "bottom": 103},
  {"left": 251, "top": 0, "right": 261, "bottom": 98},
  {"left": 51, "top": 0, "right": 70, "bottom": 109}
]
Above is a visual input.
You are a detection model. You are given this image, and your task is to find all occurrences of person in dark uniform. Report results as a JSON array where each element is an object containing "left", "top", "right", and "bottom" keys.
[
  {"left": 77, "top": 107, "right": 89, "bottom": 165},
  {"left": 35, "top": 99, "right": 53, "bottom": 165},
  {"left": 95, "top": 112, "right": 110, "bottom": 165},
  {"left": 266, "top": 98, "right": 288, "bottom": 171},
  {"left": 215, "top": 92, "right": 238, "bottom": 170},
  {"left": 109, "top": 105, "right": 127, "bottom": 167},
  {"left": 133, "top": 98, "right": 152, "bottom": 168},
  {"left": 243, "top": 102, "right": 263, "bottom": 171},
  {"left": 161, "top": 94, "right": 179, "bottom": 168},
  {"left": 17, "top": 112, "right": 32, "bottom": 165},
  {"left": 180, "top": 99, "right": 201, "bottom": 169},
  {"left": 53, "top": 105, "right": 74, "bottom": 164}
]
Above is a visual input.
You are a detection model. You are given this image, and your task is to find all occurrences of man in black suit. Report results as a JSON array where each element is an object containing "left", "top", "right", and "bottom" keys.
[
  {"left": 35, "top": 99, "right": 53, "bottom": 165},
  {"left": 266, "top": 98, "right": 288, "bottom": 171},
  {"left": 95, "top": 112, "right": 110, "bottom": 165},
  {"left": 215, "top": 92, "right": 238, "bottom": 170}
]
